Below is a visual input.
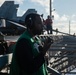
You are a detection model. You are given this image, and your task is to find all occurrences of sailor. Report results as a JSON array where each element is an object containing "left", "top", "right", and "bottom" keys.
[{"left": 10, "top": 13, "right": 53, "bottom": 75}]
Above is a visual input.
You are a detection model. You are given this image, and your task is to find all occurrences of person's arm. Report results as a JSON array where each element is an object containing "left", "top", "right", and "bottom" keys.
[{"left": 15, "top": 38, "right": 45, "bottom": 74}]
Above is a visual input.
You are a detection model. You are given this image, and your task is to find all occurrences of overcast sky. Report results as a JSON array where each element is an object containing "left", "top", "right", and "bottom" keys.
[{"left": 0, "top": 0, "right": 76, "bottom": 35}]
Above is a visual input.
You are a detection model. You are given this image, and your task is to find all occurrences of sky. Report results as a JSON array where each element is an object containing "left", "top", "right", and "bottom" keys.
[{"left": 0, "top": 0, "right": 76, "bottom": 35}]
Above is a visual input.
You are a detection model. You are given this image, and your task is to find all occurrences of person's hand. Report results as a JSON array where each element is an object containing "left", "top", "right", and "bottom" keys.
[{"left": 42, "top": 37, "right": 53, "bottom": 55}]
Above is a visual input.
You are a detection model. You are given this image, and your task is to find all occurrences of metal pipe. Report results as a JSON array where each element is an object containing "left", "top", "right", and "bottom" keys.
[{"left": 50, "top": 0, "right": 52, "bottom": 17}]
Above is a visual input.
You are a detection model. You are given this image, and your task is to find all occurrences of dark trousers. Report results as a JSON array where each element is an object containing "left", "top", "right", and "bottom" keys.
[{"left": 46, "top": 25, "right": 52, "bottom": 34}]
